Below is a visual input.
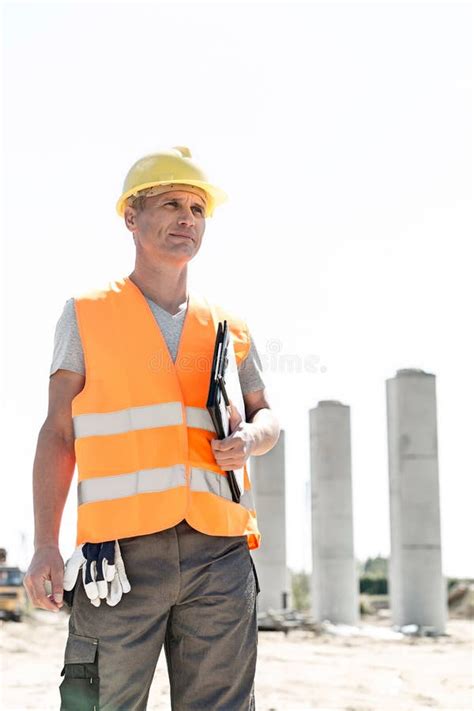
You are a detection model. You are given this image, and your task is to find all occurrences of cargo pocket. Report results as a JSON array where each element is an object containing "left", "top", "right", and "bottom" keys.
[
  {"left": 59, "top": 633, "right": 99, "bottom": 711},
  {"left": 249, "top": 556, "right": 261, "bottom": 596}
]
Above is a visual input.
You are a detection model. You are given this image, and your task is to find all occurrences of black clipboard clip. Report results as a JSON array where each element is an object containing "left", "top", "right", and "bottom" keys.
[{"left": 206, "top": 320, "right": 241, "bottom": 503}]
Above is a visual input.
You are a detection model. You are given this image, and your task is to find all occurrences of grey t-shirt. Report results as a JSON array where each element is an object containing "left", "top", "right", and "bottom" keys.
[{"left": 50, "top": 297, "right": 266, "bottom": 396}]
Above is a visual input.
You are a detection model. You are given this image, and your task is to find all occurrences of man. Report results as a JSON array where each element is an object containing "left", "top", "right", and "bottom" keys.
[{"left": 24, "top": 146, "right": 280, "bottom": 710}]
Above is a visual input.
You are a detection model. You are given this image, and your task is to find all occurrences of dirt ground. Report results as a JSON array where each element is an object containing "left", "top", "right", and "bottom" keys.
[{"left": 0, "top": 610, "right": 472, "bottom": 711}]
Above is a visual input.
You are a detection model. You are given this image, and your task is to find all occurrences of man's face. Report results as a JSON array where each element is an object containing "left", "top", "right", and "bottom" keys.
[{"left": 124, "top": 188, "right": 207, "bottom": 266}]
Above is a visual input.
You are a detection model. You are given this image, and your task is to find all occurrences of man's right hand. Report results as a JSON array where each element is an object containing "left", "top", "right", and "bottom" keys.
[
  {"left": 23, "top": 545, "right": 65, "bottom": 612},
  {"left": 26, "top": 370, "right": 85, "bottom": 613}
]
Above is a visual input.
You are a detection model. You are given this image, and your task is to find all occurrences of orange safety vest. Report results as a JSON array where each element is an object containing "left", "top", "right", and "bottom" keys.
[{"left": 71, "top": 276, "right": 261, "bottom": 550}]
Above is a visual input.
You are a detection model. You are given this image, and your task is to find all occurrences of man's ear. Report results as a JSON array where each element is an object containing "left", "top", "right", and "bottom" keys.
[{"left": 124, "top": 206, "right": 137, "bottom": 232}]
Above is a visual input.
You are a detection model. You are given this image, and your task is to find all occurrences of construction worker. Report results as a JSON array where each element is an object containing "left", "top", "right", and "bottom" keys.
[{"left": 24, "top": 146, "right": 280, "bottom": 710}]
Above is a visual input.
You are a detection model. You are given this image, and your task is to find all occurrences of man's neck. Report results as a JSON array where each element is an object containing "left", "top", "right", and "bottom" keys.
[{"left": 128, "top": 264, "right": 189, "bottom": 316}]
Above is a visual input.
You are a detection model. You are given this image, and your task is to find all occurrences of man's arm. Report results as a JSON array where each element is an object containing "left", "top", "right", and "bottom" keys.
[
  {"left": 23, "top": 369, "right": 85, "bottom": 612},
  {"left": 244, "top": 388, "right": 280, "bottom": 456}
]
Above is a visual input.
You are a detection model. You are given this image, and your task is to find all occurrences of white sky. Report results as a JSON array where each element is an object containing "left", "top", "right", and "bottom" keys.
[{"left": 1, "top": 0, "right": 472, "bottom": 577}]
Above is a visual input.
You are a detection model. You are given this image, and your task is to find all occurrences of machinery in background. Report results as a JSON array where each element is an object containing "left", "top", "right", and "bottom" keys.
[{"left": 0, "top": 548, "right": 27, "bottom": 622}]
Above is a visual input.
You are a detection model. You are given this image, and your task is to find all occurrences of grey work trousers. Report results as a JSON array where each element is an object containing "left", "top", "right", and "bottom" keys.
[{"left": 59, "top": 520, "right": 260, "bottom": 711}]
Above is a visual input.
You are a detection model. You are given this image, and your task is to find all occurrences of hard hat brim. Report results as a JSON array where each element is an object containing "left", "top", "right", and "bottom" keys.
[{"left": 116, "top": 180, "right": 228, "bottom": 218}]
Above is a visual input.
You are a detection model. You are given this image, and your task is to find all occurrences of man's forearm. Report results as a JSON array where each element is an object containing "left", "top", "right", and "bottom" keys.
[
  {"left": 247, "top": 408, "right": 280, "bottom": 457},
  {"left": 33, "top": 425, "right": 76, "bottom": 549}
]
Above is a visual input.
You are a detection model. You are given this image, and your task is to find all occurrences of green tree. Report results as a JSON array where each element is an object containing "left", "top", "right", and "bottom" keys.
[{"left": 363, "top": 555, "right": 388, "bottom": 576}]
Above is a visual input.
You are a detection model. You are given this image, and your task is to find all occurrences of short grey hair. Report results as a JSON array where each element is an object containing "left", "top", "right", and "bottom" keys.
[{"left": 126, "top": 189, "right": 154, "bottom": 214}]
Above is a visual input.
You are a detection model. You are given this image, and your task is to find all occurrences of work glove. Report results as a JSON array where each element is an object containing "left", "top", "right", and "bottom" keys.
[{"left": 63, "top": 540, "right": 131, "bottom": 607}]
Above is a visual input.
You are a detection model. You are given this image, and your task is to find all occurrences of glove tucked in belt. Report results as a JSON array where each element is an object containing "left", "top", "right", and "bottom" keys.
[{"left": 63, "top": 540, "right": 131, "bottom": 607}]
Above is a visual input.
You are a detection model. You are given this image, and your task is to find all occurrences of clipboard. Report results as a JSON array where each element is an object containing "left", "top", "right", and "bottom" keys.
[{"left": 206, "top": 320, "right": 242, "bottom": 503}]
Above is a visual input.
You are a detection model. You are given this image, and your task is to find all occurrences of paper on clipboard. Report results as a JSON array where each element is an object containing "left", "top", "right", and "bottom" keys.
[{"left": 222, "top": 331, "right": 246, "bottom": 497}]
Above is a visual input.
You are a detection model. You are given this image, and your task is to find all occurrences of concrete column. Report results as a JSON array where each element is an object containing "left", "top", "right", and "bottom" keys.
[
  {"left": 386, "top": 369, "right": 447, "bottom": 632},
  {"left": 302, "top": 479, "right": 312, "bottom": 572},
  {"left": 310, "top": 400, "right": 359, "bottom": 624},
  {"left": 251, "top": 430, "right": 289, "bottom": 612}
]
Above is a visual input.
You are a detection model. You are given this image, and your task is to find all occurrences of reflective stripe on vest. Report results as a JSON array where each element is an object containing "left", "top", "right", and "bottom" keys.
[
  {"left": 190, "top": 468, "right": 256, "bottom": 510},
  {"left": 73, "top": 403, "right": 215, "bottom": 439},
  {"left": 78, "top": 464, "right": 187, "bottom": 504},
  {"left": 77, "top": 465, "right": 255, "bottom": 511}
]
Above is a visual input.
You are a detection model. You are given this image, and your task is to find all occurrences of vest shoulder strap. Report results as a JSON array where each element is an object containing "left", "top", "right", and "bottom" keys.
[
  {"left": 73, "top": 279, "right": 252, "bottom": 364},
  {"left": 195, "top": 292, "right": 251, "bottom": 364}
]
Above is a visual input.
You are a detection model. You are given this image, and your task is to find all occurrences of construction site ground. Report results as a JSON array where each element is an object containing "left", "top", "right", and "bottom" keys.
[{"left": 1, "top": 609, "right": 472, "bottom": 710}]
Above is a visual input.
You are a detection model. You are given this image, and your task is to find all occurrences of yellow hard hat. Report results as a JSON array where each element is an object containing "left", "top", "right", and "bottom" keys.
[{"left": 116, "top": 146, "right": 227, "bottom": 218}]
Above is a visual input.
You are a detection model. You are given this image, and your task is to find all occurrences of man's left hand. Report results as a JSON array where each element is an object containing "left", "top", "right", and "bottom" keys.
[{"left": 211, "top": 402, "right": 255, "bottom": 470}]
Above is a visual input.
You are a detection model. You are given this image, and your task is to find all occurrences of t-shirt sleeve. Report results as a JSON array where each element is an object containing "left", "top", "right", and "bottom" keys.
[
  {"left": 49, "top": 298, "right": 85, "bottom": 377},
  {"left": 237, "top": 330, "right": 266, "bottom": 395}
]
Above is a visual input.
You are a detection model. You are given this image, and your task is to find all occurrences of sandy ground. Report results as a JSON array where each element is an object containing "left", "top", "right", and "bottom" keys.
[{"left": 0, "top": 610, "right": 472, "bottom": 711}]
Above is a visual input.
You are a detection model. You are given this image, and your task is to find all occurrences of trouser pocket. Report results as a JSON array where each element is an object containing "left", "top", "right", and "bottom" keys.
[
  {"left": 249, "top": 555, "right": 261, "bottom": 596},
  {"left": 59, "top": 633, "right": 99, "bottom": 711},
  {"left": 62, "top": 584, "right": 76, "bottom": 610}
]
